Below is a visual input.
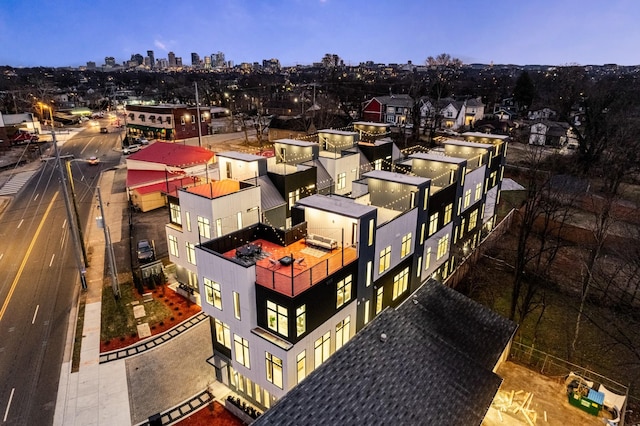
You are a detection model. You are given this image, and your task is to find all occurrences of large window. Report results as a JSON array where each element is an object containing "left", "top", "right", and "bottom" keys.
[
  {"left": 437, "top": 234, "right": 450, "bottom": 260},
  {"left": 429, "top": 213, "right": 438, "bottom": 236},
  {"left": 379, "top": 246, "right": 391, "bottom": 274},
  {"left": 204, "top": 278, "right": 222, "bottom": 309},
  {"left": 400, "top": 233, "right": 412, "bottom": 258},
  {"left": 469, "top": 209, "right": 478, "bottom": 231},
  {"left": 392, "top": 267, "right": 409, "bottom": 300},
  {"left": 375, "top": 287, "right": 383, "bottom": 314},
  {"left": 464, "top": 189, "right": 471, "bottom": 208},
  {"left": 234, "top": 334, "right": 250, "bottom": 368},
  {"left": 214, "top": 319, "right": 231, "bottom": 349},
  {"left": 297, "top": 351, "right": 306, "bottom": 384},
  {"left": 288, "top": 189, "right": 300, "bottom": 208},
  {"left": 444, "top": 203, "right": 453, "bottom": 224},
  {"left": 475, "top": 182, "right": 483, "bottom": 201},
  {"left": 265, "top": 353, "right": 283, "bottom": 389},
  {"left": 335, "top": 316, "right": 351, "bottom": 350},
  {"left": 336, "top": 275, "right": 352, "bottom": 308},
  {"left": 314, "top": 331, "right": 331, "bottom": 368},
  {"left": 425, "top": 247, "right": 432, "bottom": 270},
  {"left": 267, "top": 301, "right": 288, "bottom": 337},
  {"left": 336, "top": 172, "right": 346, "bottom": 190},
  {"left": 197, "top": 216, "right": 211, "bottom": 239},
  {"left": 169, "top": 202, "right": 181, "bottom": 225},
  {"left": 186, "top": 242, "right": 197, "bottom": 265},
  {"left": 168, "top": 235, "right": 179, "bottom": 257},
  {"left": 296, "top": 305, "right": 306, "bottom": 337}
]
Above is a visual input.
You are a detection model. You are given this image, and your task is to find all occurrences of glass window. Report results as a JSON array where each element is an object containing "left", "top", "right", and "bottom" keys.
[
  {"left": 475, "top": 182, "right": 482, "bottom": 201},
  {"left": 267, "top": 301, "right": 288, "bottom": 337},
  {"left": 417, "top": 256, "right": 422, "bottom": 277},
  {"left": 234, "top": 334, "right": 250, "bottom": 368},
  {"left": 216, "top": 218, "right": 222, "bottom": 236},
  {"left": 400, "top": 233, "right": 412, "bottom": 258},
  {"left": 214, "top": 319, "right": 231, "bottom": 348},
  {"left": 425, "top": 247, "right": 432, "bottom": 270},
  {"left": 185, "top": 211, "right": 191, "bottom": 232},
  {"left": 169, "top": 202, "right": 181, "bottom": 225},
  {"left": 314, "top": 331, "right": 331, "bottom": 368},
  {"left": 288, "top": 189, "right": 300, "bottom": 208},
  {"left": 203, "top": 277, "right": 222, "bottom": 309},
  {"left": 366, "top": 261, "right": 372, "bottom": 286},
  {"left": 336, "top": 275, "right": 352, "bottom": 308},
  {"left": 296, "top": 305, "right": 306, "bottom": 337},
  {"left": 368, "top": 219, "right": 374, "bottom": 246},
  {"left": 336, "top": 172, "right": 346, "bottom": 190},
  {"left": 375, "top": 287, "right": 383, "bottom": 314},
  {"left": 197, "top": 216, "right": 210, "bottom": 239},
  {"left": 429, "top": 213, "right": 438, "bottom": 236},
  {"left": 374, "top": 159, "right": 382, "bottom": 170},
  {"left": 437, "top": 234, "right": 450, "bottom": 260},
  {"left": 233, "top": 291, "right": 241, "bottom": 320},
  {"left": 168, "top": 234, "right": 179, "bottom": 257},
  {"left": 469, "top": 209, "right": 478, "bottom": 231},
  {"left": 297, "top": 351, "right": 306, "bottom": 384},
  {"left": 236, "top": 212, "right": 242, "bottom": 230},
  {"left": 444, "top": 203, "right": 453, "bottom": 224},
  {"left": 379, "top": 246, "right": 391, "bottom": 274},
  {"left": 186, "top": 242, "right": 196, "bottom": 265},
  {"left": 364, "top": 300, "right": 370, "bottom": 325},
  {"left": 265, "top": 352, "right": 283, "bottom": 389},
  {"left": 420, "top": 223, "right": 425, "bottom": 245},
  {"left": 335, "top": 316, "right": 351, "bottom": 350},
  {"left": 464, "top": 189, "right": 471, "bottom": 208},
  {"left": 392, "top": 267, "right": 409, "bottom": 300}
]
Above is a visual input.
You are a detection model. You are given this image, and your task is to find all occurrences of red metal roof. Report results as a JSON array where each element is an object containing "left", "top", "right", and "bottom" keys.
[
  {"left": 126, "top": 169, "right": 187, "bottom": 188},
  {"left": 132, "top": 176, "right": 199, "bottom": 196},
  {"left": 127, "top": 141, "right": 214, "bottom": 167}
]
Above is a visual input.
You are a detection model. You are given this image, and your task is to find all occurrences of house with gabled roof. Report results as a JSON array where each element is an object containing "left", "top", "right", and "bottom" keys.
[{"left": 361, "top": 94, "right": 415, "bottom": 126}]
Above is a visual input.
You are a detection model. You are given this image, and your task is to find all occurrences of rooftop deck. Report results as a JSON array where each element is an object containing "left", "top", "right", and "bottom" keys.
[{"left": 222, "top": 237, "right": 357, "bottom": 297}]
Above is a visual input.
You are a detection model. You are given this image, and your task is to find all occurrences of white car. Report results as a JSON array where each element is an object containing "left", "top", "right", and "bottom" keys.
[
  {"left": 443, "top": 129, "right": 459, "bottom": 136},
  {"left": 136, "top": 137, "right": 149, "bottom": 145},
  {"left": 123, "top": 144, "right": 141, "bottom": 155}
]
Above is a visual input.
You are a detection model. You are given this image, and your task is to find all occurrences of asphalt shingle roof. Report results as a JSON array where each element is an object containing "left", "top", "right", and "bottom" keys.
[{"left": 255, "top": 280, "right": 516, "bottom": 426}]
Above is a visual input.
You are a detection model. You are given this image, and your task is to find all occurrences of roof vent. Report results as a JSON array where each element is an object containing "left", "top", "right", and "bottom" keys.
[
  {"left": 380, "top": 333, "right": 387, "bottom": 343},
  {"left": 412, "top": 298, "right": 419, "bottom": 305}
]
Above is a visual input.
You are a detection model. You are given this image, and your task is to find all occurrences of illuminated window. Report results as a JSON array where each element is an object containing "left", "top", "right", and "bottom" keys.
[
  {"left": 234, "top": 335, "right": 250, "bottom": 368},
  {"left": 425, "top": 247, "right": 432, "bottom": 270},
  {"left": 185, "top": 211, "right": 191, "bottom": 232},
  {"left": 203, "top": 278, "right": 222, "bottom": 309},
  {"left": 379, "top": 246, "right": 391, "bottom": 273},
  {"left": 464, "top": 189, "right": 471, "bottom": 208},
  {"left": 297, "top": 351, "right": 306, "bottom": 384},
  {"left": 214, "top": 319, "right": 231, "bottom": 348},
  {"left": 368, "top": 219, "right": 375, "bottom": 246},
  {"left": 336, "top": 275, "right": 352, "bottom": 308},
  {"left": 186, "top": 242, "right": 196, "bottom": 265},
  {"left": 460, "top": 218, "right": 466, "bottom": 239},
  {"left": 364, "top": 300, "right": 371, "bottom": 325},
  {"left": 392, "top": 267, "right": 409, "bottom": 300},
  {"left": 375, "top": 287, "right": 383, "bottom": 314},
  {"left": 288, "top": 189, "right": 300, "bottom": 208},
  {"left": 475, "top": 182, "right": 482, "bottom": 201},
  {"left": 215, "top": 218, "right": 222, "bottom": 236},
  {"left": 314, "top": 331, "right": 331, "bottom": 368},
  {"left": 197, "top": 216, "right": 210, "bottom": 239},
  {"left": 233, "top": 291, "right": 241, "bottom": 320},
  {"left": 437, "top": 234, "right": 450, "bottom": 260},
  {"left": 335, "top": 316, "right": 351, "bottom": 350},
  {"left": 374, "top": 159, "right": 382, "bottom": 170},
  {"left": 420, "top": 223, "right": 426, "bottom": 244},
  {"left": 267, "top": 301, "right": 288, "bottom": 337},
  {"left": 168, "top": 235, "right": 179, "bottom": 257},
  {"left": 469, "top": 209, "right": 478, "bottom": 231},
  {"left": 490, "top": 171, "right": 497, "bottom": 187},
  {"left": 336, "top": 172, "right": 346, "bottom": 190},
  {"left": 417, "top": 256, "right": 422, "bottom": 277},
  {"left": 400, "top": 233, "right": 412, "bottom": 258},
  {"left": 429, "top": 212, "right": 438, "bottom": 236},
  {"left": 265, "top": 352, "right": 283, "bottom": 389},
  {"left": 366, "top": 261, "right": 372, "bottom": 286},
  {"left": 444, "top": 203, "right": 453, "bottom": 224},
  {"left": 169, "top": 202, "right": 181, "bottom": 225},
  {"left": 296, "top": 305, "right": 306, "bottom": 337}
]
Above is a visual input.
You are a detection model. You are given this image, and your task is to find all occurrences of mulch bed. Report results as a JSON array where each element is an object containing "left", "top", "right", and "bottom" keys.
[
  {"left": 100, "top": 285, "right": 201, "bottom": 353},
  {"left": 175, "top": 401, "right": 244, "bottom": 426}
]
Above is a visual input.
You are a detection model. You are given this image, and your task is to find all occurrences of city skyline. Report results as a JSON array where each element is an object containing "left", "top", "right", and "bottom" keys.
[{"left": 2, "top": 0, "right": 640, "bottom": 68}]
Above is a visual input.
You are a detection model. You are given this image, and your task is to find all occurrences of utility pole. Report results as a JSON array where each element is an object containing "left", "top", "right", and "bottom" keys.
[
  {"left": 51, "top": 109, "right": 87, "bottom": 290},
  {"left": 195, "top": 81, "right": 209, "bottom": 183},
  {"left": 97, "top": 186, "right": 120, "bottom": 298},
  {"left": 65, "top": 160, "right": 89, "bottom": 267}
]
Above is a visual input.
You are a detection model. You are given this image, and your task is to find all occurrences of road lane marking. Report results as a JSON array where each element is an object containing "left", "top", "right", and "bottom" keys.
[
  {"left": 32, "top": 305, "right": 39, "bottom": 324},
  {"left": 0, "top": 192, "right": 59, "bottom": 323},
  {"left": 3, "top": 388, "right": 14, "bottom": 422},
  {"left": 49, "top": 254, "right": 55, "bottom": 267},
  {"left": 17, "top": 219, "right": 23, "bottom": 229},
  {"left": 34, "top": 193, "right": 39, "bottom": 201}
]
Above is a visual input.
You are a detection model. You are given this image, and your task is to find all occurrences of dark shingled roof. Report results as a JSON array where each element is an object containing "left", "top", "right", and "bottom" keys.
[{"left": 254, "top": 280, "right": 516, "bottom": 426}]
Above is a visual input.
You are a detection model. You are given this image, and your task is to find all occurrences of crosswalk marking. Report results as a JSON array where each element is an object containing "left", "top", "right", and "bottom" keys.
[{"left": 0, "top": 171, "right": 38, "bottom": 196}]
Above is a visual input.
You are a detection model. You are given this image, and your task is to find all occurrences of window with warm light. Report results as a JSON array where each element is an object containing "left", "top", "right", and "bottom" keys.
[
  {"left": 297, "top": 351, "right": 306, "bottom": 384},
  {"left": 437, "top": 234, "right": 449, "bottom": 260},
  {"left": 335, "top": 316, "right": 351, "bottom": 350},
  {"left": 265, "top": 352, "right": 283, "bottom": 389},
  {"left": 267, "top": 301, "right": 288, "bottom": 337},
  {"left": 336, "top": 275, "right": 352, "bottom": 308},
  {"left": 197, "top": 216, "right": 210, "bottom": 239},
  {"left": 169, "top": 202, "right": 182, "bottom": 225},
  {"left": 314, "top": 331, "right": 331, "bottom": 368},
  {"left": 400, "top": 233, "right": 412, "bottom": 257},
  {"left": 186, "top": 242, "right": 196, "bottom": 265},
  {"left": 214, "top": 319, "right": 231, "bottom": 348},
  {"left": 429, "top": 213, "right": 438, "bottom": 236},
  {"left": 337, "top": 172, "right": 346, "bottom": 190},
  {"left": 375, "top": 287, "right": 383, "bottom": 314},
  {"left": 469, "top": 209, "right": 478, "bottom": 231},
  {"left": 379, "top": 246, "right": 391, "bottom": 273},
  {"left": 464, "top": 189, "right": 471, "bottom": 208},
  {"left": 444, "top": 203, "right": 453, "bottom": 224},
  {"left": 296, "top": 305, "right": 306, "bottom": 337},
  {"left": 204, "top": 278, "right": 222, "bottom": 309},
  {"left": 233, "top": 291, "right": 241, "bottom": 320},
  {"left": 392, "top": 267, "right": 409, "bottom": 300},
  {"left": 234, "top": 335, "right": 250, "bottom": 368},
  {"left": 475, "top": 182, "right": 483, "bottom": 201},
  {"left": 168, "top": 235, "right": 179, "bottom": 257}
]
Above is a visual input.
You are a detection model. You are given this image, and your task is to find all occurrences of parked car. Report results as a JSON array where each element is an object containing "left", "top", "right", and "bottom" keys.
[
  {"left": 100, "top": 127, "right": 108, "bottom": 133},
  {"left": 88, "top": 156, "right": 99, "bottom": 165},
  {"left": 442, "top": 129, "right": 459, "bottom": 136},
  {"left": 123, "top": 144, "right": 141, "bottom": 154},
  {"left": 136, "top": 137, "right": 149, "bottom": 145},
  {"left": 137, "top": 239, "right": 155, "bottom": 264}
]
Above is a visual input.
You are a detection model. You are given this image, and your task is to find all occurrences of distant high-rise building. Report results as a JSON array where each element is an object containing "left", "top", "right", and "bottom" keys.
[
  {"left": 262, "top": 58, "right": 281, "bottom": 72},
  {"left": 86, "top": 61, "right": 96, "bottom": 69},
  {"left": 168, "top": 51, "right": 176, "bottom": 68},
  {"left": 203, "top": 55, "right": 212, "bottom": 69},
  {"left": 130, "top": 53, "right": 144, "bottom": 66},
  {"left": 212, "top": 51, "right": 225, "bottom": 68},
  {"left": 191, "top": 52, "right": 200, "bottom": 68},
  {"left": 321, "top": 53, "right": 341, "bottom": 68},
  {"left": 104, "top": 56, "right": 116, "bottom": 67},
  {"left": 157, "top": 58, "right": 168, "bottom": 69},
  {"left": 147, "top": 50, "right": 155, "bottom": 69},
  {"left": 176, "top": 57, "right": 183, "bottom": 67}
]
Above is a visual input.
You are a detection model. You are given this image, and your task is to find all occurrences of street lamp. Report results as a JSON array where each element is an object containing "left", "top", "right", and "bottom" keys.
[{"left": 42, "top": 103, "right": 87, "bottom": 290}]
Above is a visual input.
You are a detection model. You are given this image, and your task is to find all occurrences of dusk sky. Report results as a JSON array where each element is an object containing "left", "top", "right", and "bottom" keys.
[{"left": 2, "top": 0, "right": 639, "bottom": 68}]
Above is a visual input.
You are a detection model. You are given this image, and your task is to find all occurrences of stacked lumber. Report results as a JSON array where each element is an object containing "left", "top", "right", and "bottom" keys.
[{"left": 492, "top": 390, "right": 541, "bottom": 424}]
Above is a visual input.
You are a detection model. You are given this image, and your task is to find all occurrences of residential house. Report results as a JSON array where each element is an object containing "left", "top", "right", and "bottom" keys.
[
  {"left": 419, "top": 97, "right": 485, "bottom": 131},
  {"left": 528, "top": 121, "right": 570, "bottom": 146},
  {"left": 361, "top": 94, "right": 414, "bottom": 126},
  {"left": 528, "top": 107, "right": 557, "bottom": 121}
]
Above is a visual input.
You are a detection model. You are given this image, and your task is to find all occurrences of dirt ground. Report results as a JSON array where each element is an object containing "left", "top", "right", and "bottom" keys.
[{"left": 483, "top": 361, "right": 612, "bottom": 426}]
